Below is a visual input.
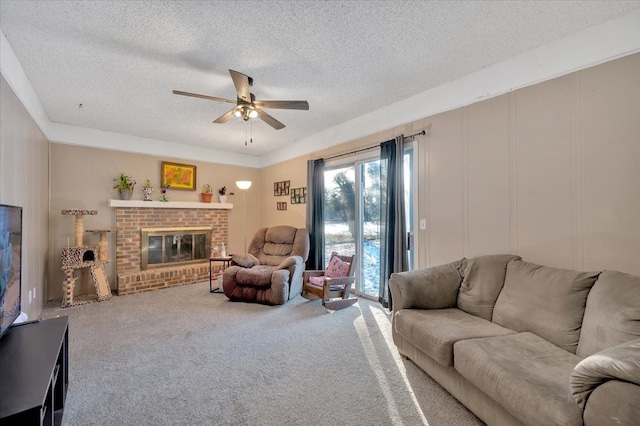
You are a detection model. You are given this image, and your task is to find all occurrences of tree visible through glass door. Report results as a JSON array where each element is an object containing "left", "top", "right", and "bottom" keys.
[{"left": 323, "top": 160, "right": 382, "bottom": 298}]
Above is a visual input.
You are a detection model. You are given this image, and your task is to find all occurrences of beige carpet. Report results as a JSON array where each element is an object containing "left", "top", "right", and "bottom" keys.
[{"left": 42, "top": 281, "right": 484, "bottom": 426}]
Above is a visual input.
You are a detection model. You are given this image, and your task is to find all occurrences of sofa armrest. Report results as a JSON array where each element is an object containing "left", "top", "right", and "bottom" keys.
[
  {"left": 570, "top": 338, "right": 640, "bottom": 409},
  {"left": 389, "top": 258, "right": 465, "bottom": 314},
  {"left": 231, "top": 253, "right": 259, "bottom": 268},
  {"left": 582, "top": 380, "right": 640, "bottom": 426},
  {"left": 277, "top": 255, "right": 303, "bottom": 270}
]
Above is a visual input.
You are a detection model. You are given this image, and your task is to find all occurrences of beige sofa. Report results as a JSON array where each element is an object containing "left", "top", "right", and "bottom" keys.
[{"left": 389, "top": 254, "right": 640, "bottom": 426}]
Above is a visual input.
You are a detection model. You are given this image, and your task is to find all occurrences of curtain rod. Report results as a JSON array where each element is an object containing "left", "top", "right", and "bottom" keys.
[
  {"left": 404, "top": 129, "right": 426, "bottom": 140},
  {"left": 322, "top": 129, "right": 427, "bottom": 161}
]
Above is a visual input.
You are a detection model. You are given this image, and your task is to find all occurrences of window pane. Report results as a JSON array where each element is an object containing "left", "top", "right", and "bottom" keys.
[
  {"left": 194, "top": 234, "right": 206, "bottom": 259},
  {"left": 323, "top": 166, "right": 356, "bottom": 266},
  {"left": 166, "top": 235, "right": 177, "bottom": 263},
  {"left": 148, "top": 236, "right": 163, "bottom": 264},
  {"left": 361, "top": 160, "right": 381, "bottom": 297},
  {"left": 180, "top": 235, "right": 193, "bottom": 262}
]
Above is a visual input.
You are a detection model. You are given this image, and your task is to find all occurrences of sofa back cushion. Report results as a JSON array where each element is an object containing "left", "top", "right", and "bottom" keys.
[
  {"left": 492, "top": 260, "right": 600, "bottom": 353},
  {"left": 248, "top": 226, "right": 310, "bottom": 266},
  {"left": 457, "top": 254, "right": 521, "bottom": 321},
  {"left": 391, "top": 259, "right": 465, "bottom": 310},
  {"left": 576, "top": 270, "right": 640, "bottom": 357}
]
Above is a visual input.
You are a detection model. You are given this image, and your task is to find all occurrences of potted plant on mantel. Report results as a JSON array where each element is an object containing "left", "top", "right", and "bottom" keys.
[
  {"left": 113, "top": 173, "right": 136, "bottom": 200},
  {"left": 201, "top": 184, "right": 213, "bottom": 203},
  {"left": 218, "top": 186, "right": 228, "bottom": 203}
]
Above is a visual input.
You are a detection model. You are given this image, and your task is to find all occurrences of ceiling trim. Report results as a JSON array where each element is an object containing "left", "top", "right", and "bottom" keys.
[
  {"left": 3, "top": 8, "right": 640, "bottom": 170},
  {"left": 0, "top": 29, "right": 262, "bottom": 168},
  {"left": 1, "top": 30, "right": 51, "bottom": 135},
  {"left": 45, "top": 121, "right": 262, "bottom": 167}
]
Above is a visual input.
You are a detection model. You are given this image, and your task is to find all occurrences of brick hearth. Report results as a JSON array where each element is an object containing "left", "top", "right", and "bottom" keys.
[{"left": 114, "top": 205, "right": 229, "bottom": 295}]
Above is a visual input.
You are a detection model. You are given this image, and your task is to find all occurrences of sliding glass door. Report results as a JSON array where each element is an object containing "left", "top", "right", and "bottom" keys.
[
  {"left": 321, "top": 142, "right": 416, "bottom": 299},
  {"left": 323, "top": 159, "right": 382, "bottom": 298}
]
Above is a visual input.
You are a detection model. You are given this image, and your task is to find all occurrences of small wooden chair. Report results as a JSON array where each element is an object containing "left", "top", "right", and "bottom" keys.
[{"left": 302, "top": 252, "right": 357, "bottom": 310}]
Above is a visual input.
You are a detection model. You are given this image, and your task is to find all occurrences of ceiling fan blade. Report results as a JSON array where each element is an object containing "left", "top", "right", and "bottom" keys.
[
  {"left": 173, "top": 90, "right": 236, "bottom": 104},
  {"left": 213, "top": 109, "right": 236, "bottom": 124},
  {"left": 229, "top": 69, "right": 252, "bottom": 103},
  {"left": 257, "top": 109, "right": 286, "bottom": 130},
  {"left": 253, "top": 100, "right": 309, "bottom": 110}
]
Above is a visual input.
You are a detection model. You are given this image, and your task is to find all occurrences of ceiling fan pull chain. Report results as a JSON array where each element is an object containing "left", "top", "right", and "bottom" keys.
[
  {"left": 250, "top": 122, "right": 253, "bottom": 144},
  {"left": 245, "top": 126, "right": 248, "bottom": 146}
]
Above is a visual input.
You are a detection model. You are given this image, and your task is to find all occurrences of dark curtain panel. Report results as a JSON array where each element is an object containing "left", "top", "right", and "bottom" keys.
[
  {"left": 306, "top": 159, "right": 325, "bottom": 270},
  {"left": 379, "top": 136, "right": 408, "bottom": 309}
]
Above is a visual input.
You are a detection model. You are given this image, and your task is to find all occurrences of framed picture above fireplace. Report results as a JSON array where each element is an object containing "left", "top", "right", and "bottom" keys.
[{"left": 161, "top": 161, "right": 197, "bottom": 191}]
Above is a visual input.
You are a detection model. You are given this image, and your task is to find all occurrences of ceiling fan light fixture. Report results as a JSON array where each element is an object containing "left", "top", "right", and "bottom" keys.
[{"left": 173, "top": 69, "right": 308, "bottom": 130}]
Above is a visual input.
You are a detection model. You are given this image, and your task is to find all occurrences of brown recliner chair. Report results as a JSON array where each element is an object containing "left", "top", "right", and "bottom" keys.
[{"left": 222, "top": 226, "right": 310, "bottom": 305}]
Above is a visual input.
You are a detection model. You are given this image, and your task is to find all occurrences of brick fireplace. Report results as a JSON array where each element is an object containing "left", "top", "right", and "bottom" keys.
[{"left": 111, "top": 200, "right": 230, "bottom": 295}]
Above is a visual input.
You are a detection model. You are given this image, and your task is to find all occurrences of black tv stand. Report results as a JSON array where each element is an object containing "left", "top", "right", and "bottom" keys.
[{"left": 0, "top": 316, "right": 69, "bottom": 425}]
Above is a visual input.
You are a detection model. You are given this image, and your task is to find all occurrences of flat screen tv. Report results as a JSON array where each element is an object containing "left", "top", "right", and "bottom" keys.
[{"left": 0, "top": 204, "right": 22, "bottom": 340}]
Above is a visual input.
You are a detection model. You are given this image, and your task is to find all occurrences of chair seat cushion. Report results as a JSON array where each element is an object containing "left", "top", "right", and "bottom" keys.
[
  {"left": 454, "top": 332, "right": 583, "bottom": 426},
  {"left": 308, "top": 276, "right": 345, "bottom": 290},
  {"left": 394, "top": 308, "right": 515, "bottom": 367},
  {"left": 236, "top": 265, "right": 277, "bottom": 287},
  {"left": 309, "top": 276, "right": 324, "bottom": 286}
]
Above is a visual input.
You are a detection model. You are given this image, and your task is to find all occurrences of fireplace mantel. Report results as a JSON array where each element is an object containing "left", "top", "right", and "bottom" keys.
[{"left": 109, "top": 199, "right": 233, "bottom": 209}]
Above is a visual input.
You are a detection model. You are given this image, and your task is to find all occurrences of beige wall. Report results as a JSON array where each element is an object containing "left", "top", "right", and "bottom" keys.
[
  {"left": 0, "top": 75, "right": 49, "bottom": 318},
  {"left": 260, "top": 53, "right": 640, "bottom": 276},
  {"left": 48, "top": 144, "right": 260, "bottom": 299},
  {"left": 6, "top": 52, "right": 640, "bottom": 304},
  {"left": 417, "top": 53, "right": 639, "bottom": 274},
  {"left": 258, "top": 157, "right": 307, "bottom": 229}
]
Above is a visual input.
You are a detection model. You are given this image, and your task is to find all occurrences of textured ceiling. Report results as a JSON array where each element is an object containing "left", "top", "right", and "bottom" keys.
[{"left": 1, "top": 1, "right": 639, "bottom": 157}]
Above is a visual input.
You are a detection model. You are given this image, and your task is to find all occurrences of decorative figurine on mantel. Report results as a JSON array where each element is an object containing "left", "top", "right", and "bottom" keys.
[
  {"left": 142, "top": 179, "right": 153, "bottom": 201},
  {"left": 60, "top": 209, "right": 112, "bottom": 307}
]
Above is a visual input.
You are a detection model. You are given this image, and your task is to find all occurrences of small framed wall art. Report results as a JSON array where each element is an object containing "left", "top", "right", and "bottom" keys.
[
  {"left": 277, "top": 202, "right": 287, "bottom": 211},
  {"left": 161, "top": 161, "right": 197, "bottom": 191},
  {"left": 291, "top": 187, "right": 307, "bottom": 204},
  {"left": 274, "top": 180, "right": 290, "bottom": 196}
]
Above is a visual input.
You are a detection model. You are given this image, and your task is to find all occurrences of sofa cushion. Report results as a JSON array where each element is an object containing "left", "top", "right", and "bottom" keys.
[
  {"left": 248, "top": 226, "right": 309, "bottom": 267},
  {"left": 457, "top": 254, "right": 521, "bottom": 321},
  {"left": 235, "top": 265, "right": 278, "bottom": 287},
  {"left": 454, "top": 332, "right": 583, "bottom": 426},
  {"left": 576, "top": 270, "right": 640, "bottom": 358},
  {"left": 391, "top": 259, "right": 465, "bottom": 310},
  {"left": 492, "top": 260, "right": 600, "bottom": 353},
  {"left": 394, "top": 308, "right": 515, "bottom": 367}
]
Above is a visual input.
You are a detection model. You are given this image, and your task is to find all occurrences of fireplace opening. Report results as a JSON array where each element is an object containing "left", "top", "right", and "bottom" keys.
[{"left": 141, "top": 227, "right": 211, "bottom": 270}]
